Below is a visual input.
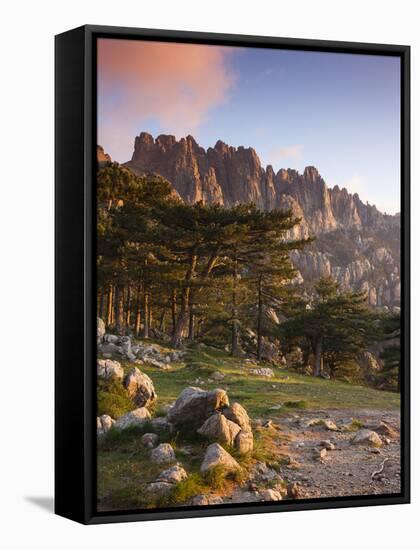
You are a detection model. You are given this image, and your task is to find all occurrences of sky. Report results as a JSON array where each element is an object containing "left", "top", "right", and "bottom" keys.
[{"left": 98, "top": 39, "right": 401, "bottom": 214}]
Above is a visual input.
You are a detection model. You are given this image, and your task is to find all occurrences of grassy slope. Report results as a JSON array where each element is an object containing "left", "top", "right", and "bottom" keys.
[
  {"left": 97, "top": 341, "right": 399, "bottom": 511},
  {"left": 135, "top": 344, "right": 400, "bottom": 417}
]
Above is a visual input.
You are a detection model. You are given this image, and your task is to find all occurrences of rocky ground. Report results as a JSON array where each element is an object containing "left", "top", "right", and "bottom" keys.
[{"left": 267, "top": 409, "right": 401, "bottom": 499}]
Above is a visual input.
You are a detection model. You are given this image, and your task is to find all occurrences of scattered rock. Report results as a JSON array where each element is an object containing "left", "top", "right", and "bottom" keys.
[
  {"left": 97, "top": 359, "right": 124, "bottom": 381},
  {"left": 259, "top": 489, "right": 282, "bottom": 501},
  {"left": 319, "top": 439, "right": 335, "bottom": 451},
  {"left": 114, "top": 407, "right": 151, "bottom": 430},
  {"left": 168, "top": 387, "right": 229, "bottom": 428},
  {"left": 197, "top": 413, "right": 241, "bottom": 446},
  {"left": 97, "top": 414, "right": 115, "bottom": 435},
  {"left": 223, "top": 402, "right": 252, "bottom": 432},
  {"left": 191, "top": 495, "right": 223, "bottom": 506},
  {"left": 123, "top": 367, "right": 157, "bottom": 408},
  {"left": 351, "top": 429, "right": 383, "bottom": 447},
  {"left": 287, "top": 482, "right": 301, "bottom": 499},
  {"left": 235, "top": 430, "right": 254, "bottom": 454},
  {"left": 156, "top": 464, "right": 188, "bottom": 484},
  {"left": 140, "top": 433, "right": 159, "bottom": 449},
  {"left": 318, "top": 448, "right": 328, "bottom": 460},
  {"left": 200, "top": 443, "right": 241, "bottom": 476},
  {"left": 150, "top": 417, "right": 173, "bottom": 432},
  {"left": 371, "top": 421, "right": 399, "bottom": 439},
  {"left": 97, "top": 317, "right": 106, "bottom": 343},
  {"left": 146, "top": 481, "right": 173, "bottom": 497},
  {"left": 210, "top": 371, "right": 225, "bottom": 381},
  {"left": 249, "top": 367, "right": 274, "bottom": 378},
  {"left": 150, "top": 443, "right": 176, "bottom": 464}
]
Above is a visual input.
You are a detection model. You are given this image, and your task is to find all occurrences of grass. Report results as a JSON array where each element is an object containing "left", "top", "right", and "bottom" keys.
[{"left": 97, "top": 340, "right": 400, "bottom": 511}]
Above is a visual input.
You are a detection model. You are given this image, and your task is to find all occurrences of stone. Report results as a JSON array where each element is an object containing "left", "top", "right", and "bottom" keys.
[
  {"left": 150, "top": 417, "right": 173, "bottom": 432},
  {"left": 259, "top": 489, "right": 282, "bottom": 501},
  {"left": 97, "top": 414, "right": 115, "bottom": 435},
  {"left": 318, "top": 448, "right": 328, "bottom": 460},
  {"left": 150, "top": 443, "right": 176, "bottom": 464},
  {"left": 197, "top": 413, "right": 241, "bottom": 446},
  {"left": 97, "top": 317, "right": 106, "bottom": 343},
  {"left": 140, "top": 433, "right": 159, "bottom": 449},
  {"left": 287, "top": 482, "right": 301, "bottom": 499},
  {"left": 123, "top": 367, "right": 157, "bottom": 408},
  {"left": 249, "top": 367, "right": 274, "bottom": 378},
  {"left": 319, "top": 439, "right": 335, "bottom": 451},
  {"left": 351, "top": 429, "right": 383, "bottom": 447},
  {"left": 210, "top": 370, "right": 225, "bottom": 381},
  {"left": 223, "top": 402, "right": 252, "bottom": 432},
  {"left": 104, "top": 334, "right": 119, "bottom": 344},
  {"left": 97, "top": 342, "right": 121, "bottom": 356},
  {"left": 156, "top": 464, "right": 188, "bottom": 484},
  {"left": 234, "top": 430, "right": 254, "bottom": 454},
  {"left": 114, "top": 407, "right": 151, "bottom": 430},
  {"left": 97, "top": 359, "right": 124, "bottom": 381},
  {"left": 191, "top": 495, "right": 223, "bottom": 506},
  {"left": 168, "top": 387, "right": 229, "bottom": 428},
  {"left": 200, "top": 443, "right": 241, "bottom": 476}
]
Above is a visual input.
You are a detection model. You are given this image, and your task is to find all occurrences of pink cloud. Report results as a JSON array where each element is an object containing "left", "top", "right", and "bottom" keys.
[{"left": 98, "top": 39, "right": 235, "bottom": 161}]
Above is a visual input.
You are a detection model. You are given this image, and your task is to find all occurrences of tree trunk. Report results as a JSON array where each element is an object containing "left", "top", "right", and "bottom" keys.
[
  {"left": 114, "top": 281, "right": 125, "bottom": 335},
  {"left": 125, "top": 285, "right": 131, "bottom": 329},
  {"left": 159, "top": 308, "right": 166, "bottom": 332},
  {"left": 98, "top": 288, "right": 105, "bottom": 319},
  {"left": 143, "top": 287, "right": 149, "bottom": 339},
  {"left": 106, "top": 285, "right": 113, "bottom": 328},
  {"left": 171, "top": 289, "right": 177, "bottom": 337},
  {"left": 135, "top": 284, "right": 142, "bottom": 336},
  {"left": 171, "top": 248, "right": 198, "bottom": 347},
  {"left": 257, "top": 274, "right": 263, "bottom": 361},
  {"left": 314, "top": 337, "right": 323, "bottom": 376},
  {"left": 231, "top": 255, "right": 240, "bottom": 356},
  {"left": 188, "top": 291, "right": 195, "bottom": 341}
]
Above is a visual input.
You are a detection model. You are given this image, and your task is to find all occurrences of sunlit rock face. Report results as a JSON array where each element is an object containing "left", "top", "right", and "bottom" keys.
[{"left": 104, "top": 133, "right": 400, "bottom": 308}]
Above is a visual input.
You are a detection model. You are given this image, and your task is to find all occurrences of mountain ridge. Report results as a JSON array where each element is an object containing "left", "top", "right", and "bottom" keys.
[{"left": 97, "top": 133, "right": 400, "bottom": 309}]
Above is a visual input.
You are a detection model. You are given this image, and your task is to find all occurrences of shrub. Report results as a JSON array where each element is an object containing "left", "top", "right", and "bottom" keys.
[{"left": 97, "top": 379, "right": 133, "bottom": 418}]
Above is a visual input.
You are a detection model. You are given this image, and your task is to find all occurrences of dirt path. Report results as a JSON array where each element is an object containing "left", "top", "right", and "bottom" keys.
[{"left": 272, "top": 409, "right": 401, "bottom": 498}]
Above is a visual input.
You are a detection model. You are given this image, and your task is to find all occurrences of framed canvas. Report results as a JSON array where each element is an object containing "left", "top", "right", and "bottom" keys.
[{"left": 55, "top": 25, "right": 410, "bottom": 525}]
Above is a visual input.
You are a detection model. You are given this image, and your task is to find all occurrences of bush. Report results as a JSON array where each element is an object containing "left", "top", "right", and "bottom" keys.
[{"left": 97, "top": 379, "right": 134, "bottom": 418}]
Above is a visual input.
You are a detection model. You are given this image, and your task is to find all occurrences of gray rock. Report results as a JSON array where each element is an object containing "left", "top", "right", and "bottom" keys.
[
  {"left": 97, "top": 359, "right": 124, "bottom": 381},
  {"left": 97, "top": 317, "right": 105, "bottom": 343},
  {"left": 200, "top": 443, "right": 241, "bottom": 476},
  {"left": 259, "top": 489, "right": 282, "bottom": 501},
  {"left": 150, "top": 417, "right": 173, "bottom": 432},
  {"left": 97, "top": 414, "right": 115, "bottom": 435},
  {"left": 351, "top": 429, "right": 383, "bottom": 447},
  {"left": 319, "top": 439, "right": 335, "bottom": 451},
  {"left": 234, "top": 430, "right": 254, "bottom": 454},
  {"left": 150, "top": 443, "right": 176, "bottom": 464},
  {"left": 156, "top": 464, "right": 188, "bottom": 484},
  {"left": 140, "top": 432, "right": 159, "bottom": 449},
  {"left": 104, "top": 334, "right": 119, "bottom": 344},
  {"left": 191, "top": 495, "right": 223, "bottom": 506},
  {"left": 114, "top": 407, "right": 151, "bottom": 430},
  {"left": 123, "top": 367, "right": 157, "bottom": 408},
  {"left": 249, "top": 367, "right": 274, "bottom": 378},
  {"left": 223, "top": 402, "right": 252, "bottom": 432},
  {"left": 146, "top": 481, "right": 173, "bottom": 497},
  {"left": 197, "top": 413, "right": 241, "bottom": 446},
  {"left": 168, "top": 387, "right": 229, "bottom": 428}
]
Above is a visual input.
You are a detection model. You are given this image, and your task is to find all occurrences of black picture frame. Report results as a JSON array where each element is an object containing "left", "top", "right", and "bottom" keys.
[{"left": 55, "top": 24, "right": 410, "bottom": 525}]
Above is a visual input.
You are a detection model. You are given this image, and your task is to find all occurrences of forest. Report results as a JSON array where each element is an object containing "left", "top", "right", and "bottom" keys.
[{"left": 97, "top": 162, "right": 400, "bottom": 391}]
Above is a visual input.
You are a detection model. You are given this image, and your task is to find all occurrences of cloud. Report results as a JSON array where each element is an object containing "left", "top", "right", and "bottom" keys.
[
  {"left": 98, "top": 39, "right": 235, "bottom": 161},
  {"left": 338, "top": 174, "right": 364, "bottom": 197},
  {"left": 270, "top": 144, "right": 303, "bottom": 162}
]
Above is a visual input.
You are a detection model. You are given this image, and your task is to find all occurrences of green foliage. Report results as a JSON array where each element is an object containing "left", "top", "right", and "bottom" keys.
[{"left": 97, "top": 379, "right": 134, "bottom": 419}]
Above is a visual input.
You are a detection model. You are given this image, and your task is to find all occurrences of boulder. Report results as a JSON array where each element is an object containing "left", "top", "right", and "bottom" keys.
[
  {"left": 259, "top": 489, "right": 282, "bottom": 501},
  {"left": 97, "top": 414, "right": 115, "bottom": 435},
  {"left": 200, "top": 443, "right": 240, "bottom": 476},
  {"left": 351, "top": 429, "right": 383, "bottom": 447},
  {"left": 146, "top": 482, "right": 173, "bottom": 498},
  {"left": 287, "top": 482, "right": 301, "bottom": 499},
  {"left": 150, "top": 417, "right": 173, "bottom": 432},
  {"left": 191, "top": 495, "right": 223, "bottom": 506},
  {"left": 103, "top": 334, "right": 119, "bottom": 344},
  {"left": 223, "top": 402, "right": 252, "bottom": 432},
  {"left": 234, "top": 430, "right": 254, "bottom": 454},
  {"left": 156, "top": 464, "right": 188, "bottom": 484},
  {"left": 150, "top": 443, "right": 176, "bottom": 464},
  {"left": 97, "top": 317, "right": 106, "bottom": 343},
  {"left": 97, "top": 359, "right": 124, "bottom": 381},
  {"left": 249, "top": 367, "right": 274, "bottom": 378},
  {"left": 140, "top": 432, "right": 159, "bottom": 449},
  {"left": 114, "top": 407, "right": 151, "bottom": 430},
  {"left": 97, "top": 342, "right": 122, "bottom": 356},
  {"left": 197, "top": 413, "right": 241, "bottom": 446},
  {"left": 168, "top": 387, "right": 229, "bottom": 428},
  {"left": 123, "top": 367, "right": 157, "bottom": 408}
]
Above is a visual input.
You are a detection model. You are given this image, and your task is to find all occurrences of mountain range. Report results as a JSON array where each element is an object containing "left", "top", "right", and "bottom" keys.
[{"left": 98, "top": 133, "right": 400, "bottom": 309}]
